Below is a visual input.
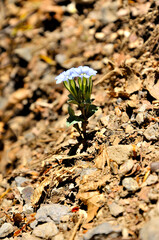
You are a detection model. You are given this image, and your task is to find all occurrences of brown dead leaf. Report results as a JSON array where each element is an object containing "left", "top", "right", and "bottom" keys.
[
  {"left": 95, "top": 144, "right": 107, "bottom": 169},
  {"left": 145, "top": 70, "right": 159, "bottom": 100},
  {"left": 77, "top": 191, "right": 105, "bottom": 222},
  {"left": 124, "top": 66, "right": 141, "bottom": 94}
]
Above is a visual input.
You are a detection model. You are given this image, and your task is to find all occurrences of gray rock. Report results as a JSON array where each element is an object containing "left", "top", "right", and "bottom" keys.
[
  {"left": 15, "top": 176, "right": 30, "bottom": 187},
  {"left": 108, "top": 202, "right": 124, "bottom": 217},
  {"left": 150, "top": 162, "right": 159, "bottom": 173},
  {"left": 83, "top": 222, "right": 121, "bottom": 240},
  {"left": 145, "top": 174, "right": 158, "bottom": 186},
  {"left": 0, "top": 223, "right": 14, "bottom": 238},
  {"left": 140, "top": 217, "right": 159, "bottom": 240},
  {"left": 30, "top": 204, "right": 70, "bottom": 228},
  {"left": 144, "top": 124, "right": 159, "bottom": 141},
  {"left": 21, "top": 186, "right": 34, "bottom": 203},
  {"left": 107, "top": 145, "right": 135, "bottom": 165},
  {"left": 33, "top": 222, "right": 58, "bottom": 239},
  {"left": 122, "top": 177, "right": 139, "bottom": 192}
]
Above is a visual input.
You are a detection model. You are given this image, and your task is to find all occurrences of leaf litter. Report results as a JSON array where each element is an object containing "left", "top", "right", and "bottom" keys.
[{"left": 0, "top": 0, "right": 159, "bottom": 239}]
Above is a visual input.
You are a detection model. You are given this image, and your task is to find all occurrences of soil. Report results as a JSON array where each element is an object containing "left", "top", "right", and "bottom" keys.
[{"left": 0, "top": 0, "right": 159, "bottom": 239}]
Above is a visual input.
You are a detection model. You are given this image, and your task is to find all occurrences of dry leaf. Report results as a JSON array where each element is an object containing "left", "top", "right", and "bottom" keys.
[
  {"left": 124, "top": 66, "right": 141, "bottom": 94},
  {"left": 145, "top": 70, "right": 159, "bottom": 100}
]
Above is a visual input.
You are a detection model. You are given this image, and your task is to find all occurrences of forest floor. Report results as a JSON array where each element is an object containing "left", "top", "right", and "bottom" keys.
[{"left": 0, "top": 0, "right": 159, "bottom": 239}]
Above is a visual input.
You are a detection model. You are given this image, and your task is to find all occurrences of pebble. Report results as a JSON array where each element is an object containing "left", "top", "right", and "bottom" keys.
[
  {"left": 119, "top": 159, "right": 134, "bottom": 176},
  {"left": 144, "top": 124, "right": 159, "bottom": 141},
  {"left": 140, "top": 217, "right": 159, "bottom": 240},
  {"left": 52, "top": 232, "right": 64, "bottom": 240},
  {"left": 22, "top": 232, "right": 41, "bottom": 240},
  {"left": 22, "top": 186, "right": 34, "bottom": 203},
  {"left": 150, "top": 162, "right": 159, "bottom": 173},
  {"left": 23, "top": 203, "right": 34, "bottom": 214},
  {"left": 122, "top": 177, "right": 139, "bottom": 192},
  {"left": 107, "top": 145, "right": 135, "bottom": 165},
  {"left": 100, "top": 2, "right": 118, "bottom": 24},
  {"left": 15, "top": 176, "right": 30, "bottom": 187},
  {"left": 0, "top": 223, "right": 14, "bottom": 238},
  {"left": 83, "top": 222, "right": 121, "bottom": 240},
  {"left": 14, "top": 47, "right": 33, "bottom": 62},
  {"left": 33, "top": 222, "right": 59, "bottom": 239},
  {"left": 108, "top": 202, "right": 124, "bottom": 217},
  {"left": 145, "top": 174, "right": 158, "bottom": 186},
  {"left": 136, "top": 112, "right": 144, "bottom": 125},
  {"left": 30, "top": 204, "right": 70, "bottom": 228}
]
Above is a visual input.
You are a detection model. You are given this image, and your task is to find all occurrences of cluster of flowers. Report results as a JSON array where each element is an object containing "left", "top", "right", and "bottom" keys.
[{"left": 55, "top": 66, "right": 97, "bottom": 84}]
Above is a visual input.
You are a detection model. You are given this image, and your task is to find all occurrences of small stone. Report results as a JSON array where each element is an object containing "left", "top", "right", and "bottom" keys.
[
  {"left": 30, "top": 204, "right": 70, "bottom": 228},
  {"left": 22, "top": 186, "right": 34, "bottom": 203},
  {"left": 15, "top": 176, "right": 29, "bottom": 187},
  {"left": 144, "top": 124, "right": 159, "bottom": 141},
  {"left": 107, "top": 145, "right": 135, "bottom": 165},
  {"left": 22, "top": 232, "right": 41, "bottom": 240},
  {"left": 83, "top": 222, "right": 121, "bottom": 240},
  {"left": 145, "top": 174, "right": 158, "bottom": 186},
  {"left": 150, "top": 162, "right": 159, "bottom": 173},
  {"left": 125, "top": 125, "right": 134, "bottom": 134},
  {"left": 122, "top": 177, "right": 139, "bottom": 192},
  {"left": 33, "top": 222, "right": 58, "bottom": 239},
  {"left": 52, "top": 232, "right": 64, "bottom": 240},
  {"left": 100, "top": 2, "right": 118, "bottom": 24},
  {"left": 119, "top": 160, "right": 134, "bottom": 176},
  {"left": 14, "top": 47, "right": 33, "bottom": 62},
  {"left": 103, "top": 44, "right": 114, "bottom": 56},
  {"left": 136, "top": 112, "right": 144, "bottom": 125},
  {"left": 140, "top": 217, "right": 159, "bottom": 240},
  {"left": 23, "top": 203, "right": 34, "bottom": 214},
  {"left": 108, "top": 202, "right": 124, "bottom": 217},
  {"left": 95, "top": 32, "right": 105, "bottom": 40},
  {"left": 0, "top": 223, "right": 14, "bottom": 238}
]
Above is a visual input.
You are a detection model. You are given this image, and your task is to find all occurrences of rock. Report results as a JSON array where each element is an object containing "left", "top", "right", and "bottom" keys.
[
  {"left": 14, "top": 47, "right": 33, "bottom": 62},
  {"left": 145, "top": 174, "right": 158, "bottom": 186},
  {"left": 33, "top": 222, "right": 59, "bottom": 239},
  {"left": 119, "top": 160, "right": 134, "bottom": 176},
  {"left": 108, "top": 202, "right": 124, "bottom": 217},
  {"left": 23, "top": 203, "right": 34, "bottom": 214},
  {"left": 52, "top": 232, "right": 64, "bottom": 240},
  {"left": 150, "top": 162, "right": 159, "bottom": 173},
  {"left": 21, "top": 186, "right": 34, "bottom": 203},
  {"left": 140, "top": 217, "right": 159, "bottom": 240},
  {"left": 122, "top": 178, "right": 139, "bottom": 192},
  {"left": 30, "top": 204, "right": 70, "bottom": 228},
  {"left": 95, "top": 32, "right": 105, "bottom": 40},
  {"left": 144, "top": 124, "right": 159, "bottom": 141},
  {"left": 83, "top": 222, "right": 121, "bottom": 240},
  {"left": 103, "top": 44, "right": 114, "bottom": 56},
  {"left": 15, "top": 176, "right": 30, "bottom": 187},
  {"left": 0, "top": 223, "right": 14, "bottom": 238},
  {"left": 107, "top": 145, "right": 135, "bottom": 165},
  {"left": 100, "top": 2, "right": 118, "bottom": 24},
  {"left": 22, "top": 232, "right": 41, "bottom": 240},
  {"left": 136, "top": 112, "right": 144, "bottom": 125}
]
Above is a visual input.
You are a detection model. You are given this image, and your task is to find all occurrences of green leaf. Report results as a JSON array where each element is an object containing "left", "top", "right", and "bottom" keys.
[
  {"left": 66, "top": 115, "right": 84, "bottom": 126},
  {"left": 87, "top": 104, "right": 98, "bottom": 118},
  {"left": 68, "top": 106, "right": 75, "bottom": 116}
]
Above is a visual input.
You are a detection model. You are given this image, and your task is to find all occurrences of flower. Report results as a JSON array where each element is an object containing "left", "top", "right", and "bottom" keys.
[
  {"left": 56, "top": 66, "right": 97, "bottom": 84},
  {"left": 74, "top": 66, "right": 97, "bottom": 78},
  {"left": 55, "top": 68, "right": 77, "bottom": 84}
]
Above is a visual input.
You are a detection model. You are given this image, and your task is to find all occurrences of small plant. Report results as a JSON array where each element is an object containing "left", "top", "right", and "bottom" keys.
[{"left": 56, "top": 66, "right": 98, "bottom": 139}]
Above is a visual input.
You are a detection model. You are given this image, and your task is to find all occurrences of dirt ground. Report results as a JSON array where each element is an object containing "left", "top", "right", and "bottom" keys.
[{"left": 0, "top": 0, "right": 159, "bottom": 239}]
